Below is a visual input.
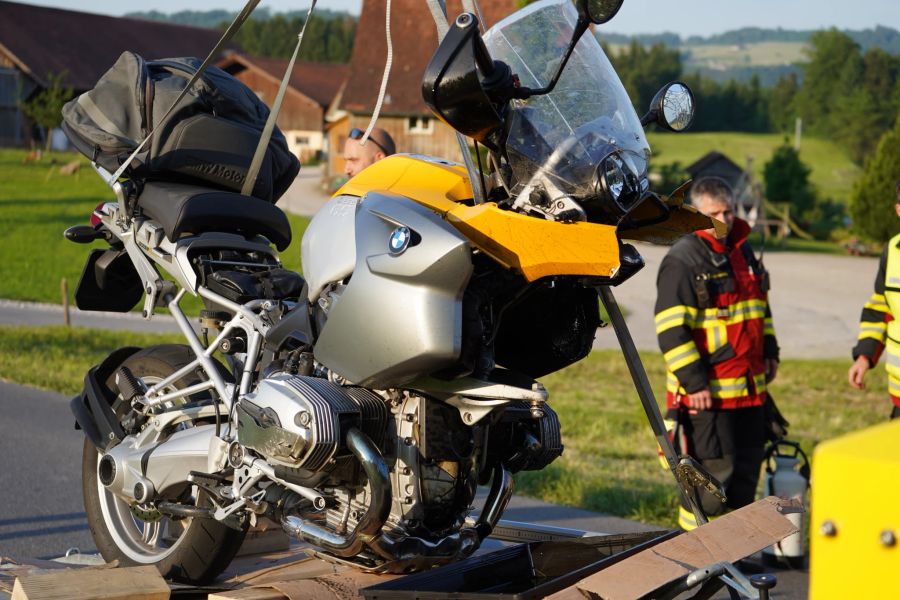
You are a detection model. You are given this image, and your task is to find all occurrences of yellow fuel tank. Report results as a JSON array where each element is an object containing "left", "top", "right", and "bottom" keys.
[
  {"left": 336, "top": 154, "right": 621, "bottom": 282},
  {"left": 809, "top": 419, "right": 900, "bottom": 599}
]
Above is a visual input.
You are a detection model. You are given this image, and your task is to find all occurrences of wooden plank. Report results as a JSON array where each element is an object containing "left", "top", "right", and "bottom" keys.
[
  {"left": 547, "top": 496, "right": 799, "bottom": 600},
  {"left": 208, "top": 572, "right": 392, "bottom": 600},
  {"left": 11, "top": 565, "right": 169, "bottom": 600},
  {"left": 208, "top": 588, "right": 286, "bottom": 600}
]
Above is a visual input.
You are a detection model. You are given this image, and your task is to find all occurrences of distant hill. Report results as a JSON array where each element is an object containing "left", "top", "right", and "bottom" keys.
[
  {"left": 125, "top": 7, "right": 355, "bottom": 29},
  {"left": 601, "top": 25, "right": 900, "bottom": 86},
  {"left": 602, "top": 25, "right": 900, "bottom": 54}
]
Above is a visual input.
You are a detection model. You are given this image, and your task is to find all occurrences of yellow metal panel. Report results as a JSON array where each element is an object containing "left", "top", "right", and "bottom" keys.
[
  {"left": 334, "top": 154, "right": 473, "bottom": 214},
  {"left": 335, "top": 154, "right": 620, "bottom": 282},
  {"left": 446, "top": 204, "right": 620, "bottom": 282},
  {"left": 809, "top": 420, "right": 900, "bottom": 599}
]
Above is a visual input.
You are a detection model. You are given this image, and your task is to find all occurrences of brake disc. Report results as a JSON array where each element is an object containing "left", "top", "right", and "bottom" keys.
[{"left": 130, "top": 503, "right": 162, "bottom": 523}]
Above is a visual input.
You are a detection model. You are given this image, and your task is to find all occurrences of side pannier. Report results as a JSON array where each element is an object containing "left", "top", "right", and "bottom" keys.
[{"left": 62, "top": 51, "right": 300, "bottom": 203}]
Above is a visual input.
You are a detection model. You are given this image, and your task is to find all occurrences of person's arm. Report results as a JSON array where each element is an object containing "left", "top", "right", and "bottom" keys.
[
  {"left": 849, "top": 248, "right": 890, "bottom": 389},
  {"left": 655, "top": 253, "right": 709, "bottom": 407}
]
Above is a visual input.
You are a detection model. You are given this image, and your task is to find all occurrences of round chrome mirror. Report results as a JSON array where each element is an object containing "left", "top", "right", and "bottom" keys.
[
  {"left": 660, "top": 82, "right": 695, "bottom": 131},
  {"left": 641, "top": 81, "right": 695, "bottom": 132},
  {"left": 577, "top": 0, "right": 624, "bottom": 25}
]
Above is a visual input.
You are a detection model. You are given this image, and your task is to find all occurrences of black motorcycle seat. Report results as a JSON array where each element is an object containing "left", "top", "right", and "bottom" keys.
[{"left": 137, "top": 181, "right": 292, "bottom": 251}]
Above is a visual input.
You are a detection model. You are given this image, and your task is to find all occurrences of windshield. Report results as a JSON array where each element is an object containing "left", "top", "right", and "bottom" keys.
[{"left": 484, "top": 0, "right": 650, "bottom": 200}]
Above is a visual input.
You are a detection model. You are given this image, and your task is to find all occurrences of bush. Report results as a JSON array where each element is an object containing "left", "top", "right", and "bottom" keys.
[
  {"left": 849, "top": 117, "right": 900, "bottom": 243},
  {"left": 763, "top": 144, "right": 816, "bottom": 220}
]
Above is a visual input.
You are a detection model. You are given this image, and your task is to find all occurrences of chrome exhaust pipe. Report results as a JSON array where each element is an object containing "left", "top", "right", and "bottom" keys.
[
  {"left": 367, "top": 465, "right": 513, "bottom": 569},
  {"left": 281, "top": 428, "right": 391, "bottom": 557}
]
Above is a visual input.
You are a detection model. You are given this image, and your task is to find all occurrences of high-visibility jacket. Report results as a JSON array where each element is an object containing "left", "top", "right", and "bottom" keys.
[
  {"left": 853, "top": 232, "right": 900, "bottom": 406},
  {"left": 655, "top": 218, "right": 779, "bottom": 410}
]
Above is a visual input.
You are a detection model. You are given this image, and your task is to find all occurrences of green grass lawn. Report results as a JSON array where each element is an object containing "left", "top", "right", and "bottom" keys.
[
  {"left": 519, "top": 349, "right": 886, "bottom": 528},
  {"left": 0, "top": 324, "right": 885, "bottom": 529},
  {"left": 0, "top": 149, "right": 309, "bottom": 312},
  {"left": 647, "top": 132, "right": 861, "bottom": 204}
]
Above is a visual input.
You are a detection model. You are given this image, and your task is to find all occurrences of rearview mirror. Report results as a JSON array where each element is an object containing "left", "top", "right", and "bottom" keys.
[
  {"left": 640, "top": 81, "right": 695, "bottom": 132},
  {"left": 577, "top": 0, "right": 625, "bottom": 25}
]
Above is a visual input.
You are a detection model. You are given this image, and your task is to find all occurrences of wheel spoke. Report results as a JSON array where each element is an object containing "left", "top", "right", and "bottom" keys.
[{"left": 141, "top": 520, "right": 158, "bottom": 545}]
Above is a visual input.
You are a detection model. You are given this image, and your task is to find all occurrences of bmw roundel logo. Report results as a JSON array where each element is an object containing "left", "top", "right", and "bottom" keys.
[{"left": 389, "top": 226, "right": 411, "bottom": 255}]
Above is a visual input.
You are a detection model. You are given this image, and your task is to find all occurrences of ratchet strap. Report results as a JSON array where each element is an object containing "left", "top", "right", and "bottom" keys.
[
  {"left": 596, "top": 285, "right": 725, "bottom": 527},
  {"left": 109, "top": 0, "right": 261, "bottom": 185}
]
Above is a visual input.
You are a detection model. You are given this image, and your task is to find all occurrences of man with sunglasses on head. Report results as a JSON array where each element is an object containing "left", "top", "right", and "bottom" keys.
[{"left": 343, "top": 127, "right": 396, "bottom": 178}]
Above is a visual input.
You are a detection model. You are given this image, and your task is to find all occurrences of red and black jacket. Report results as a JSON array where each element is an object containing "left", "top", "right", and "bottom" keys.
[{"left": 654, "top": 219, "right": 779, "bottom": 410}]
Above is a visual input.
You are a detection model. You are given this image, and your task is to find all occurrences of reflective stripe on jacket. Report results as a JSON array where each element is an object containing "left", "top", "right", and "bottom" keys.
[
  {"left": 655, "top": 218, "right": 778, "bottom": 410},
  {"left": 853, "top": 236, "right": 897, "bottom": 370},
  {"left": 883, "top": 235, "right": 900, "bottom": 381}
]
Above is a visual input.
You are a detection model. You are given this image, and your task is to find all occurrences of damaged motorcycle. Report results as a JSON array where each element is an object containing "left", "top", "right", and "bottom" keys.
[{"left": 63, "top": 0, "right": 718, "bottom": 583}]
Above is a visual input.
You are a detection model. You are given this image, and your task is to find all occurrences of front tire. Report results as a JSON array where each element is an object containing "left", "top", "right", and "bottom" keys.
[{"left": 81, "top": 345, "right": 245, "bottom": 584}]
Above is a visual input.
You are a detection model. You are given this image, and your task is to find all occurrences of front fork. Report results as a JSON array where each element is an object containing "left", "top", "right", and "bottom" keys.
[{"left": 596, "top": 286, "right": 725, "bottom": 527}]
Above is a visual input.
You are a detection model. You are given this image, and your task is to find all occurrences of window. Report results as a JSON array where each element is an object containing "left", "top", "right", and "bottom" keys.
[
  {"left": 406, "top": 116, "right": 433, "bottom": 135},
  {"left": 295, "top": 135, "right": 310, "bottom": 145}
]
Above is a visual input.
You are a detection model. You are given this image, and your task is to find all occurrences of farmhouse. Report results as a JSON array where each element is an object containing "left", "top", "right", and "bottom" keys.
[
  {"left": 326, "top": 0, "right": 518, "bottom": 177},
  {"left": 217, "top": 53, "right": 349, "bottom": 163},
  {"left": 0, "top": 1, "right": 231, "bottom": 147}
]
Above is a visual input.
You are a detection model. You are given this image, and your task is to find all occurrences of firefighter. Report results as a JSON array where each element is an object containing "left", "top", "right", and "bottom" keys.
[
  {"left": 847, "top": 181, "right": 900, "bottom": 419},
  {"left": 655, "top": 176, "right": 780, "bottom": 531}
]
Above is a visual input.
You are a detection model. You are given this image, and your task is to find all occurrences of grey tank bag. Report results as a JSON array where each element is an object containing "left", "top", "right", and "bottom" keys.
[{"left": 62, "top": 51, "right": 299, "bottom": 203}]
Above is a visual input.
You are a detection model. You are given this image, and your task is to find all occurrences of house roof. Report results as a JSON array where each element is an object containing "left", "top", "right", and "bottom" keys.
[
  {"left": 218, "top": 53, "right": 349, "bottom": 109},
  {"left": 685, "top": 151, "right": 744, "bottom": 177},
  {"left": 0, "top": 1, "right": 230, "bottom": 92},
  {"left": 341, "top": 0, "right": 518, "bottom": 116}
]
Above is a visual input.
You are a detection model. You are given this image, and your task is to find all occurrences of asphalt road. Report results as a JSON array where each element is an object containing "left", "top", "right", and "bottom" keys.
[
  {"left": 595, "top": 242, "right": 879, "bottom": 359},
  {"left": 0, "top": 381, "right": 95, "bottom": 559}
]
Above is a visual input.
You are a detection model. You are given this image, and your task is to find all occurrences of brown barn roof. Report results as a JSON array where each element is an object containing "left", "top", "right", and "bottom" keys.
[
  {"left": 219, "top": 54, "right": 349, "bottom": 109},
  {"left": 341, "top": 0, "right": 518, "bottom": 116},
  {"left": 686, "top": 151, "right": 743, "bottom": 177},
  {"left": 0, "top": 1, "right": 230, "bottom": 92}
]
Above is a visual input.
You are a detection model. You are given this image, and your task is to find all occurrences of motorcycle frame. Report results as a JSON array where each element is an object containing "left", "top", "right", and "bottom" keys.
[{"left": 95, "top": 176, "right": 284, "bottom": 415}]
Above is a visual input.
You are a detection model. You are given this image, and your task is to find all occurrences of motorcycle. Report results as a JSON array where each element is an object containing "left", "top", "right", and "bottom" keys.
[{"left": 64, "top": 0, "right": 716, "bottom": 583}]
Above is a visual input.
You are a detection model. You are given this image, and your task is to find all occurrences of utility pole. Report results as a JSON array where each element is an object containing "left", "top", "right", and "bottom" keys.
[{"left": 794, "top": 117, "right": 802, "bottom": 151}]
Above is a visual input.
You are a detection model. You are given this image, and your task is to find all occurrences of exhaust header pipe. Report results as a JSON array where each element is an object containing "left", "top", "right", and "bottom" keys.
[{"left": 281, "top": 428, "right": 391, "bottom": 557}]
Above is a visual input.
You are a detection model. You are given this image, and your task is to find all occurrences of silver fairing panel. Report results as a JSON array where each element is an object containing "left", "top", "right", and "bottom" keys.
[
  {"left": 313, "top": 193, "right": 473, "bottom": 388},
  {"left": 301, "top": 195, "right": 360, "bottom": 300}
]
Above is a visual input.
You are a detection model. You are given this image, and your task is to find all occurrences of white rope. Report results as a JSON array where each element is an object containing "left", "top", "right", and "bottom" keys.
[{"left": 357, "top": 0, "right": 393, "bottom": 147}]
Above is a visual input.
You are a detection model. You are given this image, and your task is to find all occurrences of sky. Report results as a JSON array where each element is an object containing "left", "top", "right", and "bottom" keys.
[{"left": 17, "top": 0, "right": 900, "bottom": 37}]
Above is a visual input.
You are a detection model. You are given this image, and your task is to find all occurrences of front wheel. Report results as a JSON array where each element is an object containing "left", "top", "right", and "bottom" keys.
[{"left": 81, "top": 345, "right": 245, "bottom": 584}]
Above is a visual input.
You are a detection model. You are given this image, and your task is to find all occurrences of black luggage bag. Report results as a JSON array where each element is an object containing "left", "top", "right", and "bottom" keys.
[{"left": 62, "top": 51, "right": 299, "bottom": 203}]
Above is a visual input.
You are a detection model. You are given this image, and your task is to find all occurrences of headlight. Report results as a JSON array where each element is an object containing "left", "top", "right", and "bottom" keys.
[
  {"left": 593, "top": 152, "right": 638, "bottom": 212},
  {"left": 601, "top": 155, "right": 626, "bottom": 201}
]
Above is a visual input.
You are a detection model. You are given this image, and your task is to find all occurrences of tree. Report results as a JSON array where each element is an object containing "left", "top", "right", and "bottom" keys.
[
  {"left": 768, "top": 72, "right": 798, "bottom": 133},
  {"left": 763, "top": 144, "right": 816, "bottom": 220},
  {"left": 607, "top": 41, "right": 681, "bottom": 113},
  {"left": 793, "top": 29, "right": 861, "bottom": 134},
  {"left": 849, "top": 117, "right": 900, "bottom": 242},
  {"left": 20, "top": 71, "right": 72, "bottom": 153}
]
